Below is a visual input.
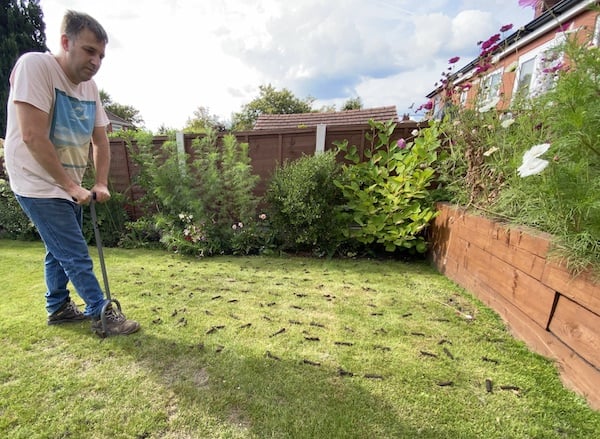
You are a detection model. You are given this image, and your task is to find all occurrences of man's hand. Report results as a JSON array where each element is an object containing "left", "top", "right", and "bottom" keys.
[
  {"left": 69, "top": 186, "right": 92, "bottom": 205},
  {"left": 91, "top": 183, "right": 111, "bottom": 203}
]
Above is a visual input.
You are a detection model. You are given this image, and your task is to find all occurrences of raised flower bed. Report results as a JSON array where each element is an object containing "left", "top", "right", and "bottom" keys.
[{"left": 428, "top": 202, "right": 600, "bottom": 409}]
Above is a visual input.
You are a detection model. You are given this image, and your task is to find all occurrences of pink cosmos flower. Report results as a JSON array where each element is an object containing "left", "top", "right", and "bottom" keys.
[
  {"left": 417, "top": 100, "right": 434, "bottom": 112},
  {"left": 449, "top": 56, "right": 460, "bottom": 64},
  {"left": 475, "top": 63, "right": 492, "bottom": 74},
  {"left": 542, "top": 62, "right": 567, "bottom": 74},
  {"left": 481, "top": 34, "right": 501, "bottom": 50},
  {"left": 500, "top": 24, "right": 513, "bottom": 33},
  {"left": 397, "top": 138, "right": 407, "bottom": 149}
]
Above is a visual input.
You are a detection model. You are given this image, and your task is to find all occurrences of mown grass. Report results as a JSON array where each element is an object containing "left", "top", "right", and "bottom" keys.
[{"left": 1, "top": 240, "right": 599, "bottom": 438}]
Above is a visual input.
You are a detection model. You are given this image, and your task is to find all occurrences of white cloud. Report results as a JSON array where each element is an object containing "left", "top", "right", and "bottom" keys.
[
  {"left": 410, "top": 13, "right": 453, "bottom": 57},
  {"left": 37, "top": 0, "right": 535, "bottom": 131},
  {"left": 449, "top": 10, "right": 495, "bottom": 52}
]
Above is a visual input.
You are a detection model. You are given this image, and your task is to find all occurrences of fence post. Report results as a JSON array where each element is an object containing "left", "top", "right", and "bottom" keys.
[
  {"left": 316, "top": 124, "right": 326, "bottom": 155},
  {"left": 176, "top": 131, "right": 186, "bottom": 174}
]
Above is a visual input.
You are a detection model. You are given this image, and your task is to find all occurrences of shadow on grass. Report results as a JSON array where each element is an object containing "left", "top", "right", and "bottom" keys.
[
  {"left": 74, "top": 255, "right": 477, "bottom": 437},
  {"left": 56, "top": 323, "right": 471, "bottom": 439}
]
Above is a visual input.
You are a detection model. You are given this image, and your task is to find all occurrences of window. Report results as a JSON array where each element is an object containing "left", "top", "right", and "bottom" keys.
[
  {"left": 512, "top": 33, "right": 566, "bottom": 101},
  {"left": 594, "top": 15, "right": 600, "bottom": 47},
  {"left": 459, "top": 88, "right": 468, "bottom": 107},
  {"left": 432, "top": 95, "right": 444, "bottom": 120},
  {"left": 480, "top": 68, "right": 503, "bottom": 107},
  {"left": 514, "top": 57, "right": 535, "bottom": 99}
]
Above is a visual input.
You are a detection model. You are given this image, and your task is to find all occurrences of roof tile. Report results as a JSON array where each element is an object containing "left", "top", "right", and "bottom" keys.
[{"left": 253, "top": 106, "right": 399, "bottom": 130}]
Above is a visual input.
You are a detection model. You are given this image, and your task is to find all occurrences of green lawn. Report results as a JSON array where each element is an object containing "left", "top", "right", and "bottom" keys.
[{"left": 1, "top": 240, "right": 598, "bottom": 438}]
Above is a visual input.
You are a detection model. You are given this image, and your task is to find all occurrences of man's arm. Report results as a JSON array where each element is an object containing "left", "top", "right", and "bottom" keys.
[
  {"left": 15, "top": 101, "right": 91, "bottom": 204},
  {"left": 90, "top": 125, "right": 111, "bottom": 203}
]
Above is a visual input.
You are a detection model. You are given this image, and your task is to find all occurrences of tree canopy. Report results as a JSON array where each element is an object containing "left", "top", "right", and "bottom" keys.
[
  {"left": 183, "top": 106, "right": 226, "bottom": 133},
  {"left": 100, "top": 90, "right": 144, "bottom": 128},
  {"left": 342, "top": 97, "right": 363, "bottom": 111},
  {"left": 231, "top": 84, "right": 314, "bottom": 131},
  {"left": 1, "top": 0, "right": 47, "bottom": 137}
]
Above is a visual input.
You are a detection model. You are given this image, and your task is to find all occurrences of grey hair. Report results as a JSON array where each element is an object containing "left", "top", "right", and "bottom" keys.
[{"left": 61, "top": 10, "right": 108, "bottom": 44}]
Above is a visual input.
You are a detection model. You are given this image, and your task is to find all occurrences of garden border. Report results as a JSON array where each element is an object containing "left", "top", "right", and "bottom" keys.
[{"left": 428, "top": 202, "right": 600, "bottom": 410}]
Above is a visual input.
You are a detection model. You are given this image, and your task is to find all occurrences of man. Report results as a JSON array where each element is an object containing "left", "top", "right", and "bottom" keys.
[{"left": 4, "top": 10, "right": 140, "bottom": 336}]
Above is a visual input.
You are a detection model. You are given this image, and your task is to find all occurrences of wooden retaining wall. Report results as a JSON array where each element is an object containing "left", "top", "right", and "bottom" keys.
[{"left": 428, "top": 202, "right": 600, "bottom": 409}]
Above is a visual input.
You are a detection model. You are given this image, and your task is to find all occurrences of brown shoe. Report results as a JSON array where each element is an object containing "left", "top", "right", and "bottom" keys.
[
  {"left": 91, "top": 306, "right": 140, "bottom": 337},
  {"left": 48, "top": 299, "right": 88, "bottom": 325}
]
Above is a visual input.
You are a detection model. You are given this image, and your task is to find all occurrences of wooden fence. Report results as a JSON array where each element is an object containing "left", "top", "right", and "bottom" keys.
[{"left": 108, "top": 122, "right": 425, "bottom": 219}]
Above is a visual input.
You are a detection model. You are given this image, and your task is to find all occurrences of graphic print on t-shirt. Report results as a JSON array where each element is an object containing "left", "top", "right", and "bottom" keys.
[{"left": 50, "top": 89, "right": 96, "bottom": 172}]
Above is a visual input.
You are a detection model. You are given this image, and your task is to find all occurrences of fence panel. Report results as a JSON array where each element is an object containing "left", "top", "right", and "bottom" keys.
[{"left": 107, "top": 122, "right": 426, "bottom": 219}]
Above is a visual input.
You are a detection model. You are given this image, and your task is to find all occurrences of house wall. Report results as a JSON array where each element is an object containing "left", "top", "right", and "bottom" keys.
[{"left": 460, "top": 8, "right": 599, "bottom": 110}]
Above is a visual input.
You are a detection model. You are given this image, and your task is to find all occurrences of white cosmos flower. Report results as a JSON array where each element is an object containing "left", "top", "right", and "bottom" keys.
[
  {"left": 523, "top": 143, "right": 550, "bottom": 161},
  {"left": 483, "top": 146, "right": 499, "bottom": 157},
  {"left": 501, "top": 118, "right": 515, "bottom": 128},
  {"left": 518, "top": 143, "right": 551, "bottom": 177},
  {"left": 518, "top": 158, "right": 549, "bottom": 177}
]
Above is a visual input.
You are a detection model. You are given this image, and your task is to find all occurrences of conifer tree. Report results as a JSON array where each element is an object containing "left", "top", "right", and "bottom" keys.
[{"left": 1, "top": 0, "right": 47, "bottom": 137}]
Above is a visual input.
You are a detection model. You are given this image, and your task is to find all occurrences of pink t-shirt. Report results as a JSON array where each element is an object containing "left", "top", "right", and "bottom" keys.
[{"left": 4, "top": 52, "right": 109, "bottom": 200}]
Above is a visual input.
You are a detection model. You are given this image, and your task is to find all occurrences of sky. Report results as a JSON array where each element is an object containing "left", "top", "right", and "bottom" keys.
[{"left": 38, "top": 0, "right": 537, "bottom": 132}]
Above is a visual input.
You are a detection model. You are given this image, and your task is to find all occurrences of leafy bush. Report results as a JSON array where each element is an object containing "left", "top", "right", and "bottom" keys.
[
  {"left": 229, "top": 213, "right": 273, "bottom": 256},
  {"left": 81, "top": 190, "right": 129, "bottom": 248},
  {"left": 76, "top": 164, "right": 130, "bottom": 247},
  {"left": 127, "top": 131, "right": 198, "bottom": 217},
  {"left": 189, "top": 130, "right": 260, "bottom": 252},
  {"left": 333, "top": 120, "right": 440, "bottom": 253},
  {"left": 265, "top": 151, "right": 346, "bottom": 256},
  {"left": 118, "top": 217, "right": 162, "bottom": 249},
  {"left": 124, "top": 129, "right": 261, "bottom": 256},
  {"left": 0, "top": 141, "right": 37, "bottom": 240},
  {"left": 0, "top": 177, "right": 38, "bottom": 240}
]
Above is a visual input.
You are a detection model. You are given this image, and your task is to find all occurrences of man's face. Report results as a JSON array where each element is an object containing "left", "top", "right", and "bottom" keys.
[{"left": 63, "top": 28, "right": 106, "bottom": 84}]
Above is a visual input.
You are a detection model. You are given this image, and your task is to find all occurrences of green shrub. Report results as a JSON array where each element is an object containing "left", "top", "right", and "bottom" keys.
[
  {"left": 265, "top": 151, "right": 346, "bottom": 256},
  {"left": 188, "top": 130, "right": 260, "bottom": 253},
  {"left": 73, "top": 163, "right": 131, "bottom": 248},
  {"left": 128, "top": 131, "right": 198, "bottom": 217},
  {"left": 118, "top": 217, "right": 162, "bottom": 249},
  {"left": 125, "top": 129, "right": 261, "bottom": 256},
  {"left": 333, "top": 120, "right": 439, "bottom": 254},
  {"left": 81, "top": 191, "right": 129, "bottom": 248},
  {"left": 229, "top": 213, "right": 274, "bottom": 256},
  {"left": 0, "top": 178, "right": 38, "bottom": 240}
]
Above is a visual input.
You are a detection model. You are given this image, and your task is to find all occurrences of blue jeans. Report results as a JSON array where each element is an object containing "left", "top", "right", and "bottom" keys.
[{"left": 16, "top": 196, "right": 107, "bottom": 318}]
